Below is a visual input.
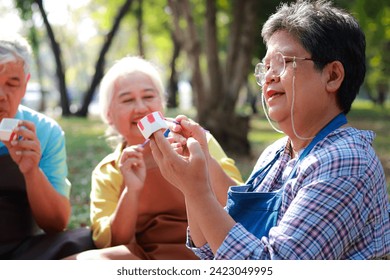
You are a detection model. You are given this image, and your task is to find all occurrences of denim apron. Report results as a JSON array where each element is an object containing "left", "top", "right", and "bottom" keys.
[{"left": 226, "top": 113, "right": 347, "bottom": 238}]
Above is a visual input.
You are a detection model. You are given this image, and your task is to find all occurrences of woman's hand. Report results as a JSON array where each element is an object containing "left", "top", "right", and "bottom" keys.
[
  {"left": 150, "top": 129, "right": 211, "bottom": 199},
  {"left": 119, "top": 145, "right": 147, "bottom": 192},
  {"left": 166, "top": 116, "right": 210, "bottom": 160}
]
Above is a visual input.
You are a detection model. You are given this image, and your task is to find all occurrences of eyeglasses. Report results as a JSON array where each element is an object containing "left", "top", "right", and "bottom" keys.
[{"left": 254, "top": 52, "right": 314, "bottom": 86}]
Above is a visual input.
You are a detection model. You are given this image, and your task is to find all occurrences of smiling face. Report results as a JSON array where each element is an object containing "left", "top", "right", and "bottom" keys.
[
  {"left": 0, "top": 60, "right": 29, "bottom": 121},
  {"left": 261, "top": 30, "right": 341, "bottom": 143},
  {"left": 107, "top": 71, "right": 164, "bottom": 145}
]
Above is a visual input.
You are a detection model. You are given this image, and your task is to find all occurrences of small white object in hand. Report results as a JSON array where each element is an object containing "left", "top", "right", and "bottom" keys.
[
  {"left": 0, "top": 118, "right": 19, "bottom": 141},
  {"left": 137, "top": 111, "right": 169, "bottom": 140}
]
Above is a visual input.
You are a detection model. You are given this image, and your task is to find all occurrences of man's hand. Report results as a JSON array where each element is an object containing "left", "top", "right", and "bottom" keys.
[{"left": 3, "top": 120, "right": 41, "bottom": 174}]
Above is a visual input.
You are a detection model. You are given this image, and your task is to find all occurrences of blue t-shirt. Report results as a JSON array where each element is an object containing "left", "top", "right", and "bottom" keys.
[{"left": 0, "top": 105, "right": 70, "bottom": 197}]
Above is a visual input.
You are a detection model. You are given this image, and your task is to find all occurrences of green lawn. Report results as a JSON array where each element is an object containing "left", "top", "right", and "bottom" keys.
[
  {"left": 58, "top": 117, "right": 111, "bottom": 228},
  {"left": 58, "top": 99, "right": 390, "bottom": 229}
]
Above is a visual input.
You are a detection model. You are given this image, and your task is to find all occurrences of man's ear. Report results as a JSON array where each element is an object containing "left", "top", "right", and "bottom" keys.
[{"left": 324, "top": 61, "right": 344, "bottom": 93}]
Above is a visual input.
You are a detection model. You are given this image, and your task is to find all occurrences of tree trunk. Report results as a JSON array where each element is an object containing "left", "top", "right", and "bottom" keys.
[
  {"left": 203, "top": 0, "right": 222, "bottom": 113},
  {"left": 167, "top": 30, "right": 181, "bottom": 108},
  {"left": 29, "top": 24, "right": 46, "bottom": 112},
  {"left": 173, "top": 0, "right": 259, "bottom": 155},
  {"left": 377, "top": 83, "right": 388, "bottom": 107},
  {"left": 136, "top": 0, "right": 144, "bottom": 57},
  {"left": 35, "top": 0, "right": 71, "bottom": 116},
  {"left": 76, "top": 0, "right": 134, "bottom": 117},
  {"left": 168, "top": 0, "right": 206, "bottom": 114}
]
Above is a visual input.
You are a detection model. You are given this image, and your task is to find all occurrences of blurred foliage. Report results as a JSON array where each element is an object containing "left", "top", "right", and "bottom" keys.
[
  {"left": 8, "top": 0, "right": 389, "bottom": 113},
  {"left": 345, "top": 0, "right": 390, "bottom": 101}
]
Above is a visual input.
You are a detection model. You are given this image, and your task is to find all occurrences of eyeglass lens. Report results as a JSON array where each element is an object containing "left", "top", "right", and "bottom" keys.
[{"left": 255, "top": 52, "right": 286, "bottom": 86}]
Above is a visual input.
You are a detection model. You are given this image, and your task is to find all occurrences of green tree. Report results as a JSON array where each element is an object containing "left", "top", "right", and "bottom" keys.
[
  {"left": 14, "top": 0, "right": 45, "bottom": 111},
  {"left": 357, "top": 0, "right": 390, "bottom": 105},
  {"left": 15, "top": 0, "right": 71, "bottom": 115},
  {"left": 166, "top": 0, "right": 257, "bottom": 154},
  {"left": 15, "top": 0, "right": 135, "bottom": 117},
  {"left": 338, "top": 0, "right": 390, "bottom": 105},
  {"left": 76, "top": 0, "right": 134, "bottom": 116}
]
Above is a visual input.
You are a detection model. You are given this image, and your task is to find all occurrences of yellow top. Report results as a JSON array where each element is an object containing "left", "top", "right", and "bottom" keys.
[{"left": 90, "top": 134, "right": 243, "bottom": 259}]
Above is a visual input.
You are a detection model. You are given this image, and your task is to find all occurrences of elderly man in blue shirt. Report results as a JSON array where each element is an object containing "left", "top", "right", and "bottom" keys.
[{"left": 0, "top": 33, "right": 95, "bottom": 259}]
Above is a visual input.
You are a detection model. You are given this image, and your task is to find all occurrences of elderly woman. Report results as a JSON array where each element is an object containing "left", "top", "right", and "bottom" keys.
[
  {"left": 150, "top": 0, "right": 390, "bottom": 259},
  {"left": 66, "top": 56, "right": 242, "bottom": 260}
]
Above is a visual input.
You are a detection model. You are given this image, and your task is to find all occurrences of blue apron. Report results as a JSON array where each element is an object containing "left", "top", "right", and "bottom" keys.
[{"left": 226, "top": 113, "right": 347, "bottom": 238}]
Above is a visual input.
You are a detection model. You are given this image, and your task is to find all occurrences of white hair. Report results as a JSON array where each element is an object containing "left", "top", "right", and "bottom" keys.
[{"left": 0, "top": 32, "right": 32, "bottom": 75}]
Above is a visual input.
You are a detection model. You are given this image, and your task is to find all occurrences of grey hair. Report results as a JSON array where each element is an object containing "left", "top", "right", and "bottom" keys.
[
  {"left": 0, "top": 33, "right": 32, "bottom": 75},
  {"left": 261, "top": 0, "right": 366, "bottom": 114}
]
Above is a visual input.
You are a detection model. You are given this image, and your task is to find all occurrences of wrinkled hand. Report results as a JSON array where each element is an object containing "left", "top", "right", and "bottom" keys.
[
  {"left": 2, "top": 120, "right": 41, "bottom": 174},
  {"left": 119, "top": 145, "right": 146, "bottom": 192},
  {"left": 166, "top": 115, "right": 210, "bottom": 160},
  {"left": 150, "top": 130, "right": 211, "bottom": 198}
]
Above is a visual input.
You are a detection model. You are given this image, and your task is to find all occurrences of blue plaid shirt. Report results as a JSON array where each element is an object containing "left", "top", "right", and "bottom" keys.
[{"left": 187, "top": 127, "right": 390, "bottom": 259}]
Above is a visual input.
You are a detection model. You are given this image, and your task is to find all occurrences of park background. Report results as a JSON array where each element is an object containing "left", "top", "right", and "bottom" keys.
[{"left": 0, "top": 0, "right": 389, "bottom": 228}]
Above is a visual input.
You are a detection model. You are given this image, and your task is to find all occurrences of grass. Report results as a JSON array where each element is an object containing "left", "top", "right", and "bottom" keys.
[
  {"left": 58, "top": 117, "right": 112, "bottom": 228},
  {"left": 58, "top": 99, "right": 390, "bottom": 229}
]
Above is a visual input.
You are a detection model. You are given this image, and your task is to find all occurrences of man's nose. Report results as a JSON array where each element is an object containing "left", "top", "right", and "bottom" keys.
[{"left": 0, "top": 88, "right": 6, "bottom": 100}]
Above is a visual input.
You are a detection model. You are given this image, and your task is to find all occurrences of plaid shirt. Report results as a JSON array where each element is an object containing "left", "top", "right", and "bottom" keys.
[{"left": 187, "top": 127, "right": 390, "bottom": 259}]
